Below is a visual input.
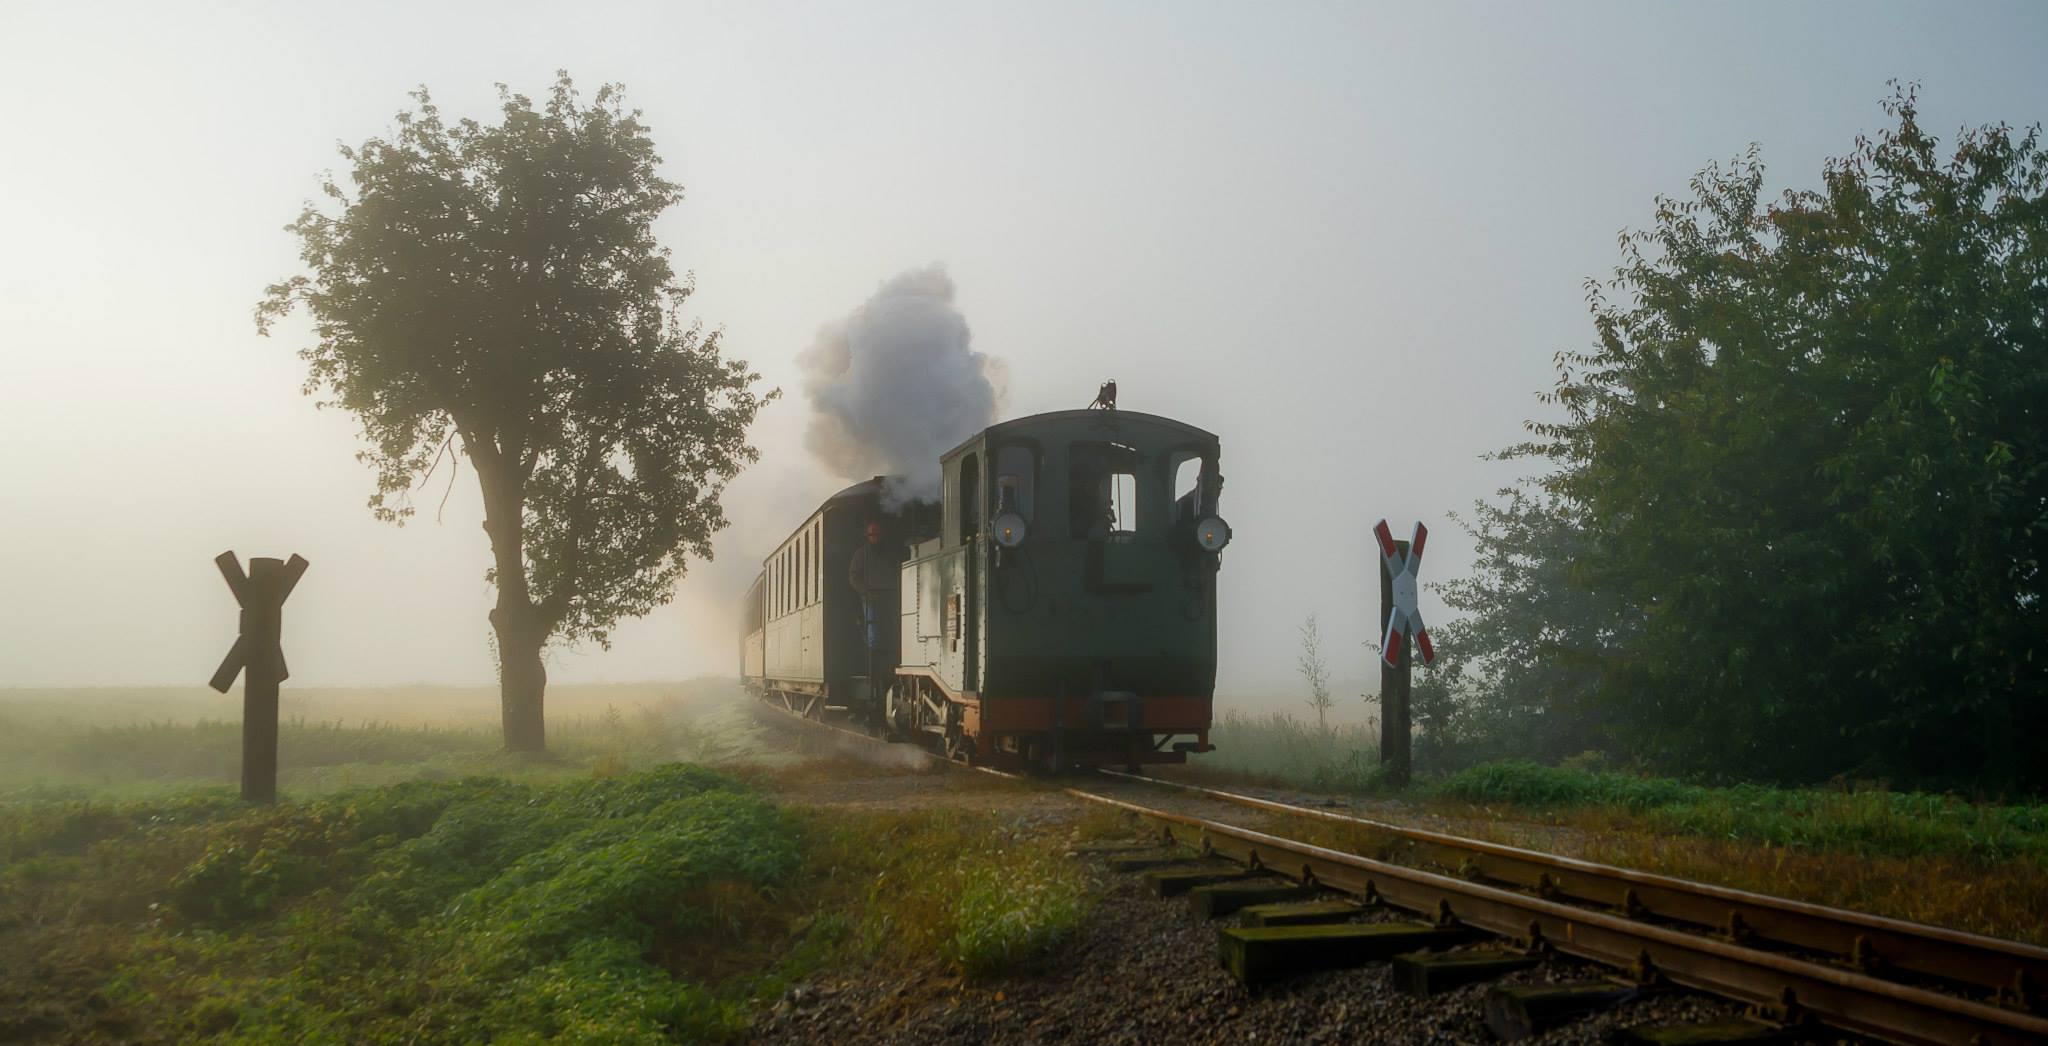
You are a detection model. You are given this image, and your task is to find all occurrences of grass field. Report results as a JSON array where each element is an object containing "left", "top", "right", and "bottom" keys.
[
  {"left": 1181, "top": 709, "right": 2048, "bottom": 944},
  {"left": 0, "top": 685, "right": 1107, "bottom": 1044},
  {"left": 6, "top": 683, "right": 2045, "bottom": 1042},
  {"left": 0, "top": 681, "right": 767, "bottom": 798}
]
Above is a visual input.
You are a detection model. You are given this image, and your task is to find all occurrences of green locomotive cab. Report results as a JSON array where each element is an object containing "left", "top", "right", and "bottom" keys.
[{"left": 890, "top": 409, "right": 1227, "bottom": 770}]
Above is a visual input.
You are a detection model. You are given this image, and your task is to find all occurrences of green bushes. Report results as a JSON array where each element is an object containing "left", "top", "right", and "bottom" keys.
[
  {"left": 1187, "top": 713, "right": 2048, "bottom": 865},
  {"left": 796, "top": 802, "right": 1095, "bottom": 980},
  {"left": 1434, "top": 760, "right": 2048, "bottom": 863},
  {"left": 0, "top": 764, "right": 801, "bottom": 1044},
  {"left": 946, "top": 851, "right": 1089, "bottom": 975},
  {"left": 1200, "top": 710, "right": 1381, "bottom": 788},
  {"left": 1433, "top": 760, "right": 1695, "bottom": 810}
]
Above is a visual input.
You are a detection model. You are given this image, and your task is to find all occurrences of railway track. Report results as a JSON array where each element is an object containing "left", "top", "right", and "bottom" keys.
[{"left": 752, "top": 699, "right": 2048, "bottom": 1045}]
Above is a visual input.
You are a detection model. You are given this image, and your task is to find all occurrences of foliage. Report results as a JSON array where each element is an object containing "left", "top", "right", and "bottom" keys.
[
  {"left": 1186, "top": 710, "right": 2048, "bottom": 866},
  {"left": 1194, "top": 709, "right": 1380, "bottom": 788},
  {"left": 1445, "top": 87, "right": 2048, "bottom": 788},
  {"left": 1414, "top": 490, "right": 1625, "bottom": 771},
  {"left": 0, "top": 694, "right": 767, "bottom": 799},
  {"left": 1434, "top": 760, "right": 2048, "bottom": 863},
  {"left": 257, "top": 73, "right": 774, "bottom": 750},
  {"left": 946, "top": 850, "right": 1089, "bottom": 975},
  {"left": 0, "top": 765, "right": 798, "bottom": 1044},
  {"left": 1295, "top": 613, "right": 1335, "bottom": 733},
  {"left": 777, "top": 780, "right": 1095, "bottom": 981}
]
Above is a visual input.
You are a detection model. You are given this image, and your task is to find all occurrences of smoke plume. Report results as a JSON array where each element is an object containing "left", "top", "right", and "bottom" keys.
[{"left": 799, "top": 266, "right": 1005, "bottom": 505}]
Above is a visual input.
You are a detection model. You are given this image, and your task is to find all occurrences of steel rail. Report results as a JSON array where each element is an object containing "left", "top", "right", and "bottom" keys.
[
  {"left": 1062, "top": 787, "right": 2048, "bottom": 1046},
  {"left": 1096, "top": 769, "right": 2048, "bottom": 1007},
  {"left": 752, "top": 699, "right": 2047, "bottom": 1042}
]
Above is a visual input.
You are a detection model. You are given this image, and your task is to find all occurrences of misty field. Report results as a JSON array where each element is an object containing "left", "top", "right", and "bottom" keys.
[{"left": 0, "top": 681, "right": 768, "bottom": 798}]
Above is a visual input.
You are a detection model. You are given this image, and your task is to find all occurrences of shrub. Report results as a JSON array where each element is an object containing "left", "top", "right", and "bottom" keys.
[{"left": 947, "top": 853, "right": 1089, "bottom": 976}]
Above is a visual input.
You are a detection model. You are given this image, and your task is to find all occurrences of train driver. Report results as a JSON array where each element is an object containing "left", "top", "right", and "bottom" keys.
[{"left": 847, "top": 521, "right": 898, "bottom": 651}]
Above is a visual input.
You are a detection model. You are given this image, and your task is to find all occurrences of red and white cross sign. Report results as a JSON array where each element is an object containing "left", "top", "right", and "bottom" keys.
[{"left": 1374, "top": 519, "right": 1436, "bottom": 667}]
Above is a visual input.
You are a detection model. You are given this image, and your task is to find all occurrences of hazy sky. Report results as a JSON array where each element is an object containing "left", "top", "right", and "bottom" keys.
[{"left": 4, "top": 1, "right": 2044, "bottom": 697}]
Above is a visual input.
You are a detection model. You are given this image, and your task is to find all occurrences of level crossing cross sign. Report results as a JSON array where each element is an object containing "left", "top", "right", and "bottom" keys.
[
  {"left": 1373, "top": 519, "right": 1436, "bottom": 667},
  {"left": 209, "top": 552, "right": 309, "bottom": 692}
]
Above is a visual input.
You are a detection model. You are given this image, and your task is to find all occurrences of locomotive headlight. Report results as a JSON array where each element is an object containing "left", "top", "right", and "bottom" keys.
[
  {"left": 1195, "top": 516, "right": 1232, "bottom": 552},
  {"left": 992, "top": 511, "right": 1028, "bottom": 549}
]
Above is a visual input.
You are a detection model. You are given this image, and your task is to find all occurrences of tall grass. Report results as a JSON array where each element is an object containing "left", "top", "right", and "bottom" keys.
[
  {"left": 1199, "top": 710, "right": 1384, "bottom": 791},
  {"left": 0, "top": 689, "right": 770, "bottom": 799},
  {"left": 1436, "top": 761, "right": 2048, "bottom": 863},
  {"left": 0, "top": 764, "right": 801, "bottom": 1043},
  {"left": 1193, "top": 710, "right": 2048, "bottom": 866}
]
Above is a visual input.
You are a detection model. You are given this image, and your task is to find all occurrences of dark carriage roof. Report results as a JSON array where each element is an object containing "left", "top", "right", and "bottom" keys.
[{"left": 826, "top": 477, "right": 887, "bottom": 503}]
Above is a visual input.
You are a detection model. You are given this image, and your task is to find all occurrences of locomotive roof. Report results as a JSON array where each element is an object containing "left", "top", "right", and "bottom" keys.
[{"left": 945, "top": 409, "right": 1218, "bottom": 461}]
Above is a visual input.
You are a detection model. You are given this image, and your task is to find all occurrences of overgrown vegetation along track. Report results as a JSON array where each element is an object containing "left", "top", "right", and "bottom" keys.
[
  {"left": 1095, "top": 771, "right": 2048, "bottom": 1013},
  {"left": 755, "top": 701, "right": 2048, "bottom": 1045}
]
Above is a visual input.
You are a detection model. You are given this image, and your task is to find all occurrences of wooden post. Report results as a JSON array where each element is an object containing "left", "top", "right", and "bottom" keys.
[
  {"left": 209, "top": 551, "right": 307, "bottom": 804},
  {"left": 241, "top": 558, "right": 283, "bottom": 803},
  {"left": 1379, "top": 538, "right": 1411, "bottom": 787}
]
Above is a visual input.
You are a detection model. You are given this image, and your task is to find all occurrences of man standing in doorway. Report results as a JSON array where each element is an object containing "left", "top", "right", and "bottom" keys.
[{"left": 847, "top": 521, "right": 899, "bottom": 654}]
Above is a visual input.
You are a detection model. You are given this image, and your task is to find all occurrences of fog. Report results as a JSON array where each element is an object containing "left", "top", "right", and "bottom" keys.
[{"left": 3, "top": 1, "right": 2044, "bottom": 706}]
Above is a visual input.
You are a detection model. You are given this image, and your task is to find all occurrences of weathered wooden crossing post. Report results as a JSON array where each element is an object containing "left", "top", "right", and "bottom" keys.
[
  {"left": 1375, "top": 520, "right": 1436, "bottom": 788},
  {"left": 208, "top": 551, "right": 308, "bottom": 804}
]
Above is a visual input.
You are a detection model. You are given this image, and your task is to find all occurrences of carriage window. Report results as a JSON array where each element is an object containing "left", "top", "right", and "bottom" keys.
[
  {"left": 995, "top": 445, "right": 1035, "bottom": 520},
  {"left": 1069, "top": 441, "right": 1140, "bottom": 539}
]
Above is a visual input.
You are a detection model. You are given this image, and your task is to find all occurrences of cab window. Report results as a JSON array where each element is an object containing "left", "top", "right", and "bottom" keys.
[
  {"left": 1068, "top": 441, "right": 1140, "bottom": 539},
  {"left": 1171, "top": 451, "right": 1207, "bottom": 522},
  {"left": 957, "top": 453, "right": 981, "bottom": 543}
]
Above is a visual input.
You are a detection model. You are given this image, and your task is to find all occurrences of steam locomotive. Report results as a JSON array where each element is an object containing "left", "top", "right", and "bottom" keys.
[{"left": 738, "top": 407, "right": 1232, "bottom": 771}]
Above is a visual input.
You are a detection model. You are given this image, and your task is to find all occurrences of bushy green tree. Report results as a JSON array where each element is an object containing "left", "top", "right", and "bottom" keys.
[
  {"left": 258, "top": 75, "right": 774, "bottom": 752},
  {"left": 1416, "top": 489, "right": 1635, "bottom": 770},
  {"left": 1459, "top": 88, "right": 2048, "bottom": 788}
]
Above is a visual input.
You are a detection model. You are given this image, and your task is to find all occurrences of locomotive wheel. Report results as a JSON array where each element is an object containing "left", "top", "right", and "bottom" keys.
[{"left": 883, "top": 684, "right": 911, "bottom": 739}]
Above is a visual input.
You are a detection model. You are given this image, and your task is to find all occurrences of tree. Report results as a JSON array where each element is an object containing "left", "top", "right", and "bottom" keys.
[
  {"left": 257, "top": 75, "right": 775, "bottom": 753},
  {"left": 1298, "top": 613, "right": 1334, "bottom": 733},
  {"left": 1415, "top": 489, "right": 1635, "bottom": 769},
  {"left": 1487, "top": 86, "right": 2048, "bottom": 788}
]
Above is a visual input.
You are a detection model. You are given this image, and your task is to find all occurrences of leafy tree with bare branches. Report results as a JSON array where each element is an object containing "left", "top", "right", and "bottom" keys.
[{"left": 258, "top": 74, "right": 774, "bottom": 752}]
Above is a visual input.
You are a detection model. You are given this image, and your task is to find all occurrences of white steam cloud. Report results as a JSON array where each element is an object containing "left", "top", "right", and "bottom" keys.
[{"left": 799, "top": 266, "right": 1005, "bottom": 505}]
